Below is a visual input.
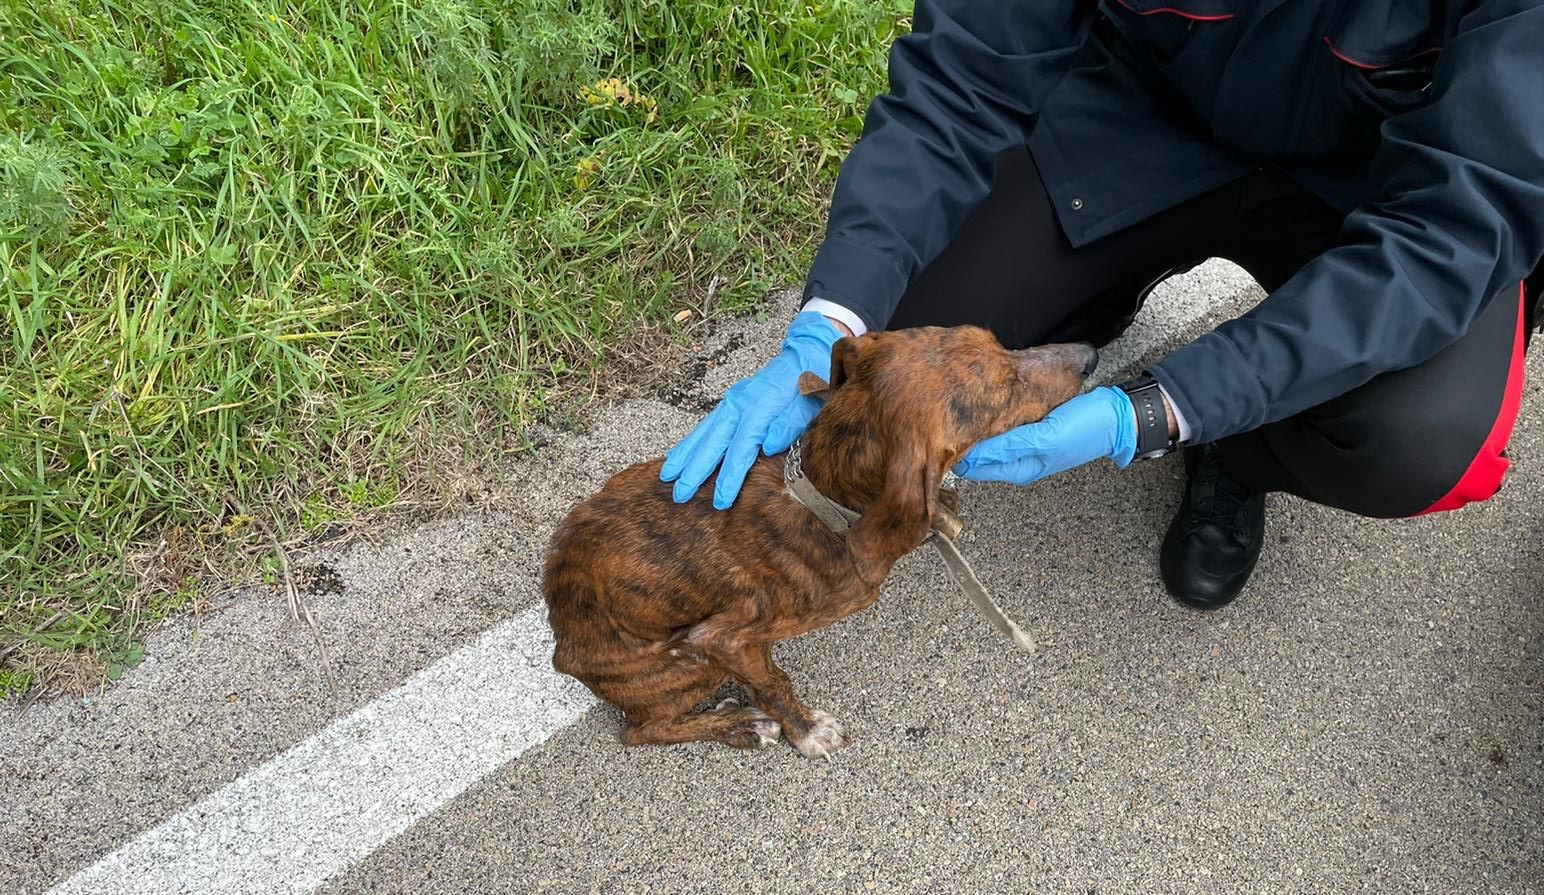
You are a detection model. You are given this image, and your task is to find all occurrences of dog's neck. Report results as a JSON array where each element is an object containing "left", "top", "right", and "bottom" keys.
[{"left": 796, "top": 392, "right": 890, "bottom": 514}]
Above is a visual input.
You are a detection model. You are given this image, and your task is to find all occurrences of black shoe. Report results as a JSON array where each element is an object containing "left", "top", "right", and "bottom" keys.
[{"left": 1160, "top": 444, "right": 1265, "bottom": 609}]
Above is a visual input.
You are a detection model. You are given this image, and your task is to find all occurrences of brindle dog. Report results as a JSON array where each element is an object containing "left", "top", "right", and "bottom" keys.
[{"left": 543, "top": 326, "right": 1096, "bottom": 757}]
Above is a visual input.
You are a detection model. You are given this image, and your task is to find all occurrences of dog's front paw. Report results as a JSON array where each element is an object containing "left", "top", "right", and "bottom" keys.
[
  {"left": 716, "top": 699, "right": 782, "bottom": 749},
  {"left": 791, "top": 710, "right": 846, "bottom": 759},
  {"left": 735, "top": 715, "right": 783, "bottom": 749}
]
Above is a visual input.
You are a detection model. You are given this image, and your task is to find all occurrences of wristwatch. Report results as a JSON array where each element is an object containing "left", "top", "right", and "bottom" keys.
[{"left": 1117, "top": 374, "right": 1176, "bottom": 461}]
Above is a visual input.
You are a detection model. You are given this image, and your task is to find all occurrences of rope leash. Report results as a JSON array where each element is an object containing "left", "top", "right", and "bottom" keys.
[{"left": 783, "top": 440, "right": 1037, "bottom": 655}]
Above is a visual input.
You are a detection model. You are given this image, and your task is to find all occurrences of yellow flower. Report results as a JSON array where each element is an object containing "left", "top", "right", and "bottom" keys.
[
  {"left": 578, "top": 77, "right": 659, "bottom": 123},
  {"left": 574, "top": 158, "right": 601, "bottom": 191}
]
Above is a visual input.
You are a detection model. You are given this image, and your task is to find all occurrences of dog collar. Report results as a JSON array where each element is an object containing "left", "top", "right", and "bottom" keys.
[
  {"left": 782, "top": 439, "right": 860, "bottom": 532},
  {"left": 782, "top": 440, "right": 1038, "bottom": 655}
]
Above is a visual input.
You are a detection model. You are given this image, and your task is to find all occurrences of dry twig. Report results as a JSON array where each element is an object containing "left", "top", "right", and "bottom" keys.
[
  {"left": 0, "top": 610, "right": 67, "bottom": 666},
  {"left": 231, "top": 496, "right": 338, "bottom": 697},
  {"left": 703, "top": 273, "right": 726, "bottom": 318}
]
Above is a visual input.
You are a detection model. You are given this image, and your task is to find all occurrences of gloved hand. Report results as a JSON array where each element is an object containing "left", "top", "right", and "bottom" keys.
[
  {"left": 661, "top": 311, "right": 843, "bottom": 508},
  {"left": 952, "top": 386, "right": 1138, "bottom": 486}
]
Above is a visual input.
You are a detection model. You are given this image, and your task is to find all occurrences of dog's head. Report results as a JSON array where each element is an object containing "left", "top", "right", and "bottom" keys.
[{"left": 799, "top": 325, "right": 1096, "bottom": 577}]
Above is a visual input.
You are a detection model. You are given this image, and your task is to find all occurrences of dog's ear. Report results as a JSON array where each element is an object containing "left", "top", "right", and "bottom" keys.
[
  {"left": 796, "top": 371, "right": 831, "bottom": 396},
  {"left": 797, "top": 336, "right": 869, "bottom": 398},
  {"left": 847, "top": 439, "right": 939, "bottom": 584},
  {"left": 828, "top": 336, "right": 865, "bottom": 389}
]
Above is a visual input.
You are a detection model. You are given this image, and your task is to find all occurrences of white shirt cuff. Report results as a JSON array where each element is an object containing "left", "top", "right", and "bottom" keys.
[
  {"left": 1158, "top": 383, "right": 1193, "bottom": 444},
  {"left": 802, "top": 298, "right": 868, "bottom": 337}
]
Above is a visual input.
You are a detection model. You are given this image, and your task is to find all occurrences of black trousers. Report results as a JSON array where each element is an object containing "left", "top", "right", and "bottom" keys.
[{"left": 888, "top": 149, "right": 1537, "bottom": 518}]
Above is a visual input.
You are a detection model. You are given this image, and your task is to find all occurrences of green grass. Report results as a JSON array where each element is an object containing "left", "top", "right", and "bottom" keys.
[
  {"left": 0, "top": 668, "right": 34, "bottom": 698},
  {"left": 0, "top": 0, "right": 909, "bottom": 691}
]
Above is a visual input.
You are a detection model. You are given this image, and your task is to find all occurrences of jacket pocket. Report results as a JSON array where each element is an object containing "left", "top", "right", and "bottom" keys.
[
  {"left": 1105, "top": 0, "right": 1235, "bottom": 69},
  {"left": 1323, "top": 0, "right": 1451, "bottom": 116},
  {"left": 1328, "top": 38, "right": 1441, "bottom": 119},
  {"left": 1111, "top": 0, "right": 1235, "bottom": 21},
  {"left": 1323, "top": 0, "right": 1448, "bottom": 70}
]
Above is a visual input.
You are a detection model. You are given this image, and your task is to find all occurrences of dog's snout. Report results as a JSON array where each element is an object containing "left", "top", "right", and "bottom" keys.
[
  {"left": 1075, "top": 343, "right": 1099, "bottom": 378},
  {"left": 1011, "top": 341, "right": 1100, "bottom": 379}
]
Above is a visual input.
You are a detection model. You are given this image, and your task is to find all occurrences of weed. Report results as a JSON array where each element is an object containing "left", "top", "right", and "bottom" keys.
[
  {"left": 298, "top": 495, "right": 350, "bottom": 533},
  {"left": 146, "top": 575, "right": 201, "bottom": 616},
  {"left": 0, "top": 669, "right": 34, "bottom": 699},
  {"left": 0, "top": 0, "right": 908, "bottom": 688},
  {"left": 341, "top": 480, "right": 395, "bottom": 509},
  {"left": 261, "top": 555, "right": 281, "bottom": 589}
]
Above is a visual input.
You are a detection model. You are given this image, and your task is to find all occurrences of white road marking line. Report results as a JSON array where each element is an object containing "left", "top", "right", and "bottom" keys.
[
  {"left": 49, "top": 264, "right": 1248, "bottom": 895},
  {"left": 48, "top": 604, "right": 597, "bottom": 895}
]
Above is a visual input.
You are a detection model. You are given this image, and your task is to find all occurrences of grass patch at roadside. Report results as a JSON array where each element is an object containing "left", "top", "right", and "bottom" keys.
[{"left": 0, "top": 0, "right": 909, "bottom": 693}]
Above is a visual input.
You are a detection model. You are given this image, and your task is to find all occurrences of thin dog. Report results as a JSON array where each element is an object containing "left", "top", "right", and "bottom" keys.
[{"left": 543, "top": 326, "right": 1096, "bottom": 757}]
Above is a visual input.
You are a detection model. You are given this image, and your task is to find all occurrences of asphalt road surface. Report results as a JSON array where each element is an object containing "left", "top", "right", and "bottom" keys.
[{"left": 5, "top": 262, "right": 1541, "bottom": 895}]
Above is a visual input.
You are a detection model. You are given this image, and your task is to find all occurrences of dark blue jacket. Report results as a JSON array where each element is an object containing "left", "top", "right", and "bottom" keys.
[{"left": 804, "top": 0, "right": 1544, "bottom": 444}]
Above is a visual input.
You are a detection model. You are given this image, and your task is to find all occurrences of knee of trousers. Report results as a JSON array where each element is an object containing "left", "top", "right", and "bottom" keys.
[
  {"left": 1265, "top": 284, "right": 1530, "bottom": 518},
  {"left": 1260, "top": 409, "right": 1511, "bottom": 520}
]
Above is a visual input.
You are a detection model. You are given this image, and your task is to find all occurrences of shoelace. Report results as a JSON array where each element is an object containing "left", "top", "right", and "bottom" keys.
[{"left": 1186, "top": 456, "right": 1257, "bottom": 541}]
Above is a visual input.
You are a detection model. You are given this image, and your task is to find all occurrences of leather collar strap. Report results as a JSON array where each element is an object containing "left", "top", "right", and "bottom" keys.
[{"left": 783, "top": 440, "right": 1038, "bottom": 655}]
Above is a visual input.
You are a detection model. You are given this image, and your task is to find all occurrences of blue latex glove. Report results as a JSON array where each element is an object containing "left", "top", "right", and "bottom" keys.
[
  {"left": 661, "top": 311, "right": 842, "bottom": 508},
  {"left": 953, "top": 387, "right": 1139, "bottom": 485}
]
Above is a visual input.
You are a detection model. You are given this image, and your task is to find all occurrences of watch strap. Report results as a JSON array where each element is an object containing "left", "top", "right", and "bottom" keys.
[{"left": 1118, "top": 375, "right": 1174, "bottom": 460}]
